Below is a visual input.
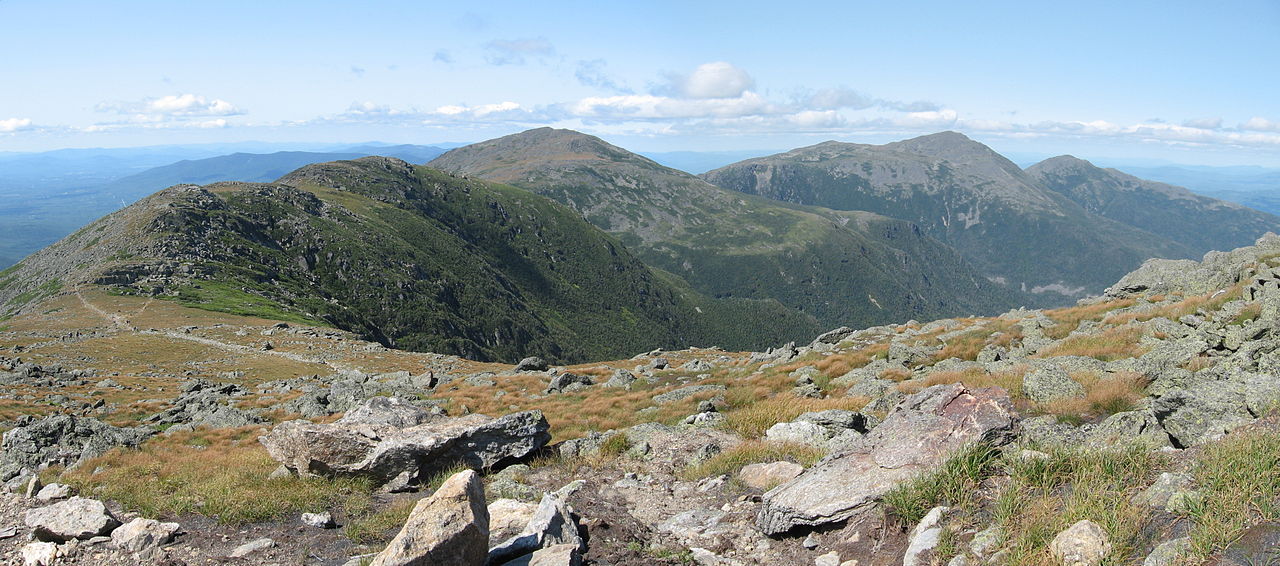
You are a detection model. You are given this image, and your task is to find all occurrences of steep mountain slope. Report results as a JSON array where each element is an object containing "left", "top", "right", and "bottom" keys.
[
  {"left": 1027, "top": 155, "right": 1280, "bottom": 254},
  {"left": 702, "top": 132, "right": 1195, "bottom": 304},
  {"left": 430, "top": 128, "right": 1020, "bottom": 328},
  {"left": 0, "top": 157, "right": 815, "bottom": 363}
]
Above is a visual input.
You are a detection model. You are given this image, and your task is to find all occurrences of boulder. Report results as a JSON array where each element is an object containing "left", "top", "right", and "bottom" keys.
[
  {"left": 1050, "top": 520, "right": 1111, "bottom": 566},
  {"left": 146, "top": 380, "right": 262, "bottom": 429},
  {"left": 489, "top": 499, "right": 539, "bottom": 541},
  {"left": 738, "top": 461, "right": 804, "bottom": 490},
  {"left": 756, "top": 384, "right": 1014, "bottom": 535},
  {"left": 515, "top": 357, "right": 549, "bottom": 372},
  {"left": 34, "top": 483, "right": 73, "bottom": 502},
  {"left": 1086, "top": 411, "right": 1172, "bottom": 449},
  {"left": 338, "top": 397, "right": 440, "bottom": 428},
  {"left": 24, "top": 496, "right": 120, "bottom": 542},
  {"left": 111, "top": 517, "right": 181, "bottom": 553},
  {"left": 812, "top": 327, "right": 856, "bottom": 346},
  {"left": 1143, "top": 537, "right": 1190, "bottom": 566},
  {"left": 601, "top": 370, "right": 636, "bottom": 389},
  {"left": 260, "top": 410, "right": 550, "bottom": 488},
  {"left": 0, "top": 415, "right": 152, "bottom": 481},
  {"left": 488, "top": 492, "right": 585, "bottom": 565},
  {"left": 1022, "top": 365, "right": 1084, "bottom": 404},
  {"left": 764, "top": 421, "right": 831, "bottom": 447},
  {"left": 544, "top": 373, "right": 592, "bottom": 395},
  {"left": 1153, "top": 384, "right": 1253, "bottom": 447},
  {"left": 370, "top": 470, "right": 489, "bottom": 566}
]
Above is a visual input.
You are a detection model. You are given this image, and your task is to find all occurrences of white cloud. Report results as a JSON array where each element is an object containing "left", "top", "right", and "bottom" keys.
[
  {"left": 484, "top": 37, "right": 555, "bottom": 65},
  {"left": 570, "top": 91, "right": 774, "bottom": 120},
  {"left": 896, "top": 109, "right": 958, "bottom": 128},
  {"left": 0, "top": 118, "right": 32, "bottom": 132},
  {"left": 97, "top": 94, "right": 243, "bottom": 118},
  {"left": 674, "top": 62, "right": 755, "bottom": 99},
  {"left": 1182, "top": 117, "right": 1223, "bottom": 129},
  {"left": 1242, "top": 116, "right": 1280, "bottom": 132}
]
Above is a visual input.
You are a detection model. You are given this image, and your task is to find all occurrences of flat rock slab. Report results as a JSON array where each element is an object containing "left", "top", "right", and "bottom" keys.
[
  {"left": 756, "top": 384, "right": 1014, "bottom": 535},
  {"left": 24, "top": 496, "right": 120, "bottom": 542},
  {"left": 260, "top": 409, "right": 550, "bottom": 487},
  {"left": 370, "top": 469, "right": 488, "bottom": 566}
]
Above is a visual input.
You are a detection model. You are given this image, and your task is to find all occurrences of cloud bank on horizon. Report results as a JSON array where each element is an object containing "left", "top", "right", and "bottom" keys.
[{"left": 0, "top": 1, "right": 1276, "bottom": 165}]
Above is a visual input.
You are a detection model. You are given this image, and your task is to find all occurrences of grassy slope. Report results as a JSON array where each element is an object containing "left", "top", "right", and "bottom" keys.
[
  {"left": 430, "top": 129, "right": 1019, "bottom": 327},
  {"left": 3, "top": 157, "right": 817, "bottom": 363}
]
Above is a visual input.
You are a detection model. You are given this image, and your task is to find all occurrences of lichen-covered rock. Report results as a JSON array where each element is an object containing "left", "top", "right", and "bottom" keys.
[
  {"left": 1050, "top": 520, "right": 1111, "bottom": 566},
  {"left": 757, "top": 384, "right": 1014, "bottom": 535},
  {"left": 1153, "top": 383, "right": 1253, "bottom": 447},
  {"left": 1023, "top": 365, "right": 1085, "bottom": 403}
]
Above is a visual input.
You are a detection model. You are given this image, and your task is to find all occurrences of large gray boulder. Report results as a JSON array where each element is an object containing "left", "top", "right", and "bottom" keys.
[
  {"left": 1022, "top": 365, "right": 1084, "bottom": 403},
  {"left": 260, "top": 409, "right": 550, "bottom": 488},
  {"left": 370, "top": 470, "right": 489, "bottom": 566},
  {"left": 338, "top": 397, "right": 441, "bottom": 428},
  {"left": 756, "top": 384, "right": 1014, "bottom": 535},
  {"left": 24, "top": 497, "right": 120, "bottom": 542},
  {"left": 1152, "top": 383, "right": 1253, "bottom": 447},
  {"left": 146, "top": 380, "right": 262, "bottom": 430},
  {"left": 0, "top": 415, "right": 153, "bottom": 481}
]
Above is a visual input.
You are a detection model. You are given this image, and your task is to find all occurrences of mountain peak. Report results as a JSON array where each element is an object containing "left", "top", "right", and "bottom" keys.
[
  {"left": 1029, "top": 155, "right": 1097, "bottom": 172},
  {"left": 429, "top": 128, "right": 659, "bottom": 183}
]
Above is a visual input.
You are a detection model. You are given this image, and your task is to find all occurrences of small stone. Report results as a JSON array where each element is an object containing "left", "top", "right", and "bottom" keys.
[
  {"left": 301, "top": 511, "right": 335, "bottom": 529},
  {"left": 229, "top": 537, "right": 275, "bottom": 558},
  {"left": 1050, "top": 520, "right": 1111, "bottom": 566},
  {"left": 1143, "top": 537, "right": 1190, "bottom": 566},
  {"left": 815, "top": 551, "right": 842, "bottom": 566},
  {"left": 24, "top": 476, "right": 42, "bottom": 498},
  {"left": 802, "top": 533, "right": 819, "bottom": 549},
  {"left": 111, "top": 517, "right": 181, "bottom": 553},
  {"left": 21, "top": 541, "right": 60, "bottom": 566},
  {"left": 903, "top": 507, "right": 949, "bottom": 566},
  {"left": 35, "top": 483, "right": 73, "bottom": 502}
]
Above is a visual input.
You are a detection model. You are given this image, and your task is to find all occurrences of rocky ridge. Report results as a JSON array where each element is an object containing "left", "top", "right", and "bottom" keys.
[{"left": 3, "top": 236, "right": 1280, "bottom": 564}]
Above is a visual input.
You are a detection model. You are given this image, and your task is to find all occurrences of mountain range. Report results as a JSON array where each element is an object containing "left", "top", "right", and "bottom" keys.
[
  {"left": 2, "top": 128, "right": 1277, "bottom": 363},
  {"left": 703, "top": 132, "right": 1280, "bottom": 304}
]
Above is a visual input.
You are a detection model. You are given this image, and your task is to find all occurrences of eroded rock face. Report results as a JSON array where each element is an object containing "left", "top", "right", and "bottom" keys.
[
  {"left": 756, "top": 384, "right": 1015, "bottom": 535},
  {"left": 370, "top": 469, "right": 489, "bottom": 566},
  {"left": 260, "top": 406, "right": 550, "bottom": 487},
  {"left": 0, "top": 415, "right": 153, "bottom": 481}
]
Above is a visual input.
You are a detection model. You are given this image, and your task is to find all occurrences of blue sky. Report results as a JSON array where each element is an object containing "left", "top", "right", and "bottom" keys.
[{"left": 1, "top": 0, "right": 1278, "bottom": 166}]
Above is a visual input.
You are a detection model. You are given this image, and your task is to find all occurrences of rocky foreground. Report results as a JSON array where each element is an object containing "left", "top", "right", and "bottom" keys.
[{"left": 5, "top": 236, "right": 1280, "bottom": 564}]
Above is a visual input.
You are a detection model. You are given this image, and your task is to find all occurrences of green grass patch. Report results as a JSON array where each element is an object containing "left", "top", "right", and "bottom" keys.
[
  {"left": 173, "top": 279, "right": 321, "bottom": 325},
  {"left": 1182, "top": 429, "right": 1280, "bottom": 558},
  {"left": 995, "top": 444, "right": 1165, "bottom": 565},
  {"left": 62, "top": 428, "right": 374, "bottom": 525},
  {"left": 882, "top": 443, "right": 1000, "bottom": 524}
]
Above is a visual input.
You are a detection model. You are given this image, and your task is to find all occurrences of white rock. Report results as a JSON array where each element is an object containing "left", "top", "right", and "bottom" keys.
[
  {"left": 21, "top": 541, "right": 60, "bottom": 566},
  {"left": 903, "top": 506, "right": 950, "bottom": 566},
  {"left": 371, "top": 470, "right": 489, "bottom": 566},
  {"left": 23, "top": 497, "right": 120, "bottom": 542},
  {"left": 489, "top": 498, "right": 538, "bottom": 540},
  {"left": 228, "top": 537, "right": 275, "bottom": 558},
  {"left": 1050, "top": 520, "right": 1111, "bottom": 566},
  {"left": 35, "top": 483, "right": 73, "bottom": 502},
  {"left": 301, "top": 511, "right": 335, "bottom": 529},
  {"left": 815, "top": 551, "right": 842, "bottom": 566},
  {"left": 111, "top": 517, "right": 181, "bottom": 553}
]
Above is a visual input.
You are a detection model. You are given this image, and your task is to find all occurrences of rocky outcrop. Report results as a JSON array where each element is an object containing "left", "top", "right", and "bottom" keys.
[
  {"left": 756, "top": 384, "right": 1015, "bottom": 535},
  {"left": 0, "top": 415, "right": 152, "bottom": 481},
  {"left": 260, "top": 403, "right": 550, "bottom": 488}
]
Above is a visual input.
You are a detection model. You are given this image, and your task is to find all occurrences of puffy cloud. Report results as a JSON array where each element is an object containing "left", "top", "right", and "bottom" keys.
[
  {"left": 97, "top": 94, "right": 243, "bottom": 117},
  {"left": 1182, "top": 117, "right": 1223, "bottom": 129},
  {"left": 484, "top": 37, "right": 555, "bottom": 65},
  {"left": 432, "top": 101, "right": 525, "bottom": 118},
  {"left": 570, "top": 91, "right": 773, "bottom": 120},
  {"left": 674, "top": 62, "right": 755, "bottom": 99},
  {"left": 804, "top": 88, "right": 876, "bottom": 111},
  {"left": 1242, "top": 116, "right": 1280, "bottom": 132},
  {"left": 896, "top": 109, "right": 958, "bottom": 128},
  {"left": 0, "top": 118, "right": 33, "bottom": 132}
]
